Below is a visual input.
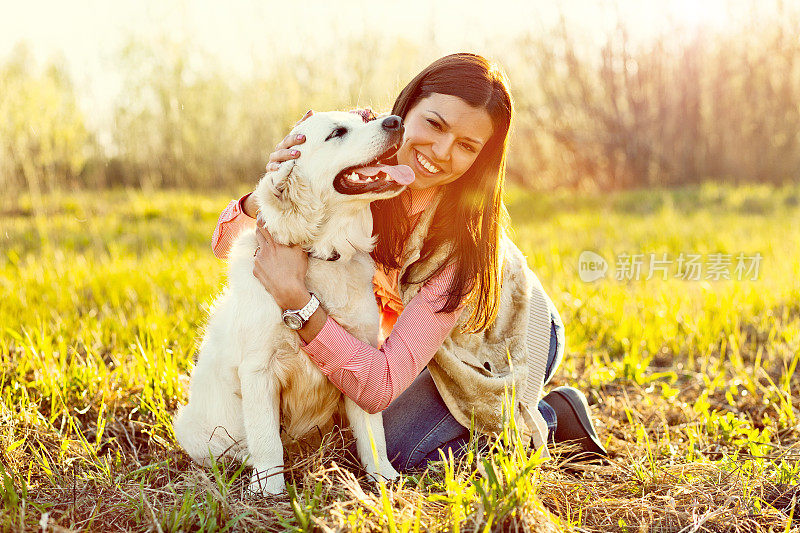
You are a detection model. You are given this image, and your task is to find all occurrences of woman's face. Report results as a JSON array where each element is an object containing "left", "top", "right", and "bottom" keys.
[{"left": 395, "top": 93, "right": 494, "bottom": 190}]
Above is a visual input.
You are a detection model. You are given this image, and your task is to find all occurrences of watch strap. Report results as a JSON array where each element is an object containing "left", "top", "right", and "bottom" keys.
[
  {"left": 295, "top": 293, "right": 319, "bottom": 322},
  {"left": 282, "top": 293, "right": 319, "bottom": 329}
]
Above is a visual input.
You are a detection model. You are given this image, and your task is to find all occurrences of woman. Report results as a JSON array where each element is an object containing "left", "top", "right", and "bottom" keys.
[{"left": 211, "top": 53, "right": 607, "bottom": 471}]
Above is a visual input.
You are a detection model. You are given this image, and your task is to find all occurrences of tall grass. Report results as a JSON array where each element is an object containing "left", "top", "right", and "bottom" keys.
[
  {"left": 1, "top": 185, "right": 798, "bottom": 531},
  {"left": 2, "top": 2, "right": 799, "bottom": 196}
]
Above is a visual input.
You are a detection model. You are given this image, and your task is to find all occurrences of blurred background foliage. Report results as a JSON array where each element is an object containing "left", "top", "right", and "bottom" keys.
[{"left": 1, "top": 1, "right": 798, "bottom": 196}]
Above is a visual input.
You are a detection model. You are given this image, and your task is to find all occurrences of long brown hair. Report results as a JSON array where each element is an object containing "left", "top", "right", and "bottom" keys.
[{"left": 370, "top": 53, "right": 513, "bottom": 333}]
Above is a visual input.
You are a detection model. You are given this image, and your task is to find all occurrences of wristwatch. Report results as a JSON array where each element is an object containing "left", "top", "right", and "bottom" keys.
[{"left": 282, "top": 293, "right": 320, "bottom": 330}]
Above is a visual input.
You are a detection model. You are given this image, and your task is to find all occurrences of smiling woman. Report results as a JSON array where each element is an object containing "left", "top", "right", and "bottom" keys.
[{"left": 210, "top": 53, "right": 607, "bottom": 475}]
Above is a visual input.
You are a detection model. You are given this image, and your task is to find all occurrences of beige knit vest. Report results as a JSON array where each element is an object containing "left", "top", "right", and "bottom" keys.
[{"left": 394, "top": 192, "right": 552, "bottom": 455}]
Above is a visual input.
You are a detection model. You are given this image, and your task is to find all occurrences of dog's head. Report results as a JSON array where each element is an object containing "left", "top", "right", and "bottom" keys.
[
  {"left": 258, "top": 111, "right": 413, "bottom": 207},
  {"left": 254, "top": 111, "right": 414, "bottom": 249}
]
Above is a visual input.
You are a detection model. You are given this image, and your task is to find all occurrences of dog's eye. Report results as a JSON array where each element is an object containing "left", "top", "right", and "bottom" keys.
[{"left": 325, "top": 127, "right": 348, "bottom": 141}]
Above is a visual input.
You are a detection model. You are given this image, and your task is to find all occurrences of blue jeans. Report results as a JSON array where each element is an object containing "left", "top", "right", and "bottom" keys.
[{"left": 382, "top": 302, "right": 565, "bottom": 472}]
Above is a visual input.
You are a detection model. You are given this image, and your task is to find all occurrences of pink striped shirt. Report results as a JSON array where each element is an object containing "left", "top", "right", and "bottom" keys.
[
  {"left": 211, "top": 190, "right": 462, "bottom": 413},
  {"left": 211, "top": 194, "right": 253, "bottom": 260}
]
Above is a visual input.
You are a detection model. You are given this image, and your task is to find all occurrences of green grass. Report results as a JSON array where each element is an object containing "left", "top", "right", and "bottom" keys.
[{"left": 2, "top": 183, "right": 799, "bottom": 531}]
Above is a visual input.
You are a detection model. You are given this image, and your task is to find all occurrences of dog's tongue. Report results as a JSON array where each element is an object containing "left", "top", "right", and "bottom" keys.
[{"left": 354, "top": 164, "right": 415, "bottom": 185}]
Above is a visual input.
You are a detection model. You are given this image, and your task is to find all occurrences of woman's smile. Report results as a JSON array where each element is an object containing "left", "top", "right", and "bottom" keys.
[{"left": 414, "top": 149, "right": 443, "bottom": 175}]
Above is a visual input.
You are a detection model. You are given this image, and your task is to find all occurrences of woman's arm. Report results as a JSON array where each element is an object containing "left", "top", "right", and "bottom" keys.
[
  {"left": 211, "top": 194, "right": 256, "bottom": 259},
  {"left": 301, "top": 263, "right": 462, "bottom": 414},
  {"left": 251, "top": 216, "right": 462, "bottom": 414}
]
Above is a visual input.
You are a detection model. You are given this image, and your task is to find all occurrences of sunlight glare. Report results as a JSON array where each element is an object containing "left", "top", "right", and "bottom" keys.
[{"left": 666, "top": 0, "right": 731, "bottom": 31}]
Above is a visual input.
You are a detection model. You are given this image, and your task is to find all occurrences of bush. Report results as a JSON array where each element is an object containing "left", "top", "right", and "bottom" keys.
[{"left": 0, "top": 44, "right": 95, "bottom": 197}]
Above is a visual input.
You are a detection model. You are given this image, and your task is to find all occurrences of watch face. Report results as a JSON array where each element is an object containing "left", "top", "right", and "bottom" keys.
[{"left": 283, "top": 313, "right": 303, "bottom": 330}]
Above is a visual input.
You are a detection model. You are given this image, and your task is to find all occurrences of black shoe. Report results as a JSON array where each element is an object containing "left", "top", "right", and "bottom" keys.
[{"left": 542, "top": 386, "right": 608, "bottom": 463}]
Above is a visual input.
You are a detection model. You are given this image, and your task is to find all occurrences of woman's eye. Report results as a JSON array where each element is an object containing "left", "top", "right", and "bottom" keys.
[
  {"left": 426, "top": 119, "right": 442, "bottom": 131},
  {"left": 460, "top": 142, "right": 476, "bottom": 153},
  {"left": 325, "top": 127, "right": 348, "bottom": 141}
]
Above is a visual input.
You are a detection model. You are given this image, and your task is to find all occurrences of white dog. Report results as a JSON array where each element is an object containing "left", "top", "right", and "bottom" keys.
[{"left": 174, "top": 111, "right": 413, "bottom": 494}]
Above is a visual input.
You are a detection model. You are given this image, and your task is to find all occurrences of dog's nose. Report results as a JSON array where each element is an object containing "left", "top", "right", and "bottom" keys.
[{"left": 381, "top": 115, "right": 402, "bottom": 131}]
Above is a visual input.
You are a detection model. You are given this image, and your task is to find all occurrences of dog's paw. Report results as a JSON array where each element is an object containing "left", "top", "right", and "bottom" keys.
[
  {"left": 367, "top": 462, "right": 401, "bottom": 484},
  {"left": 247, "top": 469, "right": 285, "bottom": 496}
]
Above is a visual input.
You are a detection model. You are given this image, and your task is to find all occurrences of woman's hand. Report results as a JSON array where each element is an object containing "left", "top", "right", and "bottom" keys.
[
  {"left": 265, "top": 132, "right": 305, "bottom": 173},
  {"left": 253, "top": 219, "right": 311, "bottom": 310},
  {"left": 265, "top": 109, "right": 313, "bottom": 172}
]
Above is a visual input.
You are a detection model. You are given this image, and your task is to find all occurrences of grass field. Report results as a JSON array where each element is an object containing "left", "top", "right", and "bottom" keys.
[{"left": 2, "top": 184, "right": 799, "bottom": 532}]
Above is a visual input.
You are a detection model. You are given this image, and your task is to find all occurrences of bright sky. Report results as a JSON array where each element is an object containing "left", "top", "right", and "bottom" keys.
[{"left": 0, "top": 0, "right": 744, "bottom": 129}]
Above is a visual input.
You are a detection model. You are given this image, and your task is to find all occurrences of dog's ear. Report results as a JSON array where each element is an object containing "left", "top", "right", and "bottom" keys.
[
  {"left": 266, "top": 161, "right": 321, "bottom": 212},
  {"left": 281, "top": 163, "right": 322, "bottom": 213},
  {"left": 261, "top": 159, "right": 324, "bottom": 244},
  {"left": 267, "top": 161, "right": 296, "bottom": 202}
]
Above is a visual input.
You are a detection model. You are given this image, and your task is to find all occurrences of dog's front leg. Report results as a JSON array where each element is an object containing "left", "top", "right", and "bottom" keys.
[
  {"left": 239, "top": 358, "right": 285, "bottom": 495},
  {"left": 344, "top": 397, "right": 400, "bottom": 483}
]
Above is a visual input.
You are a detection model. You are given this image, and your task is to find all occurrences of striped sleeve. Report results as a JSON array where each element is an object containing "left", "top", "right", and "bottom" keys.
[
  {"left": 301, "top": 262, "right": 463, "bottom": 414},
  {"left": 212, "top": 194, "right": 255, "bottom": 259}
]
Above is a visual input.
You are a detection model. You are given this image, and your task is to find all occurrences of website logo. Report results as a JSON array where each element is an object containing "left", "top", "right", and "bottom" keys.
[{"left": 578, "top": 251, "right": 608, "bottom": 282}]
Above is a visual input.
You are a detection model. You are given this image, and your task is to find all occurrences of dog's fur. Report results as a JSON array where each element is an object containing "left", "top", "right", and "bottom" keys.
[{"left": 174, "top": 111, "right": 407, "bottom": 494}]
